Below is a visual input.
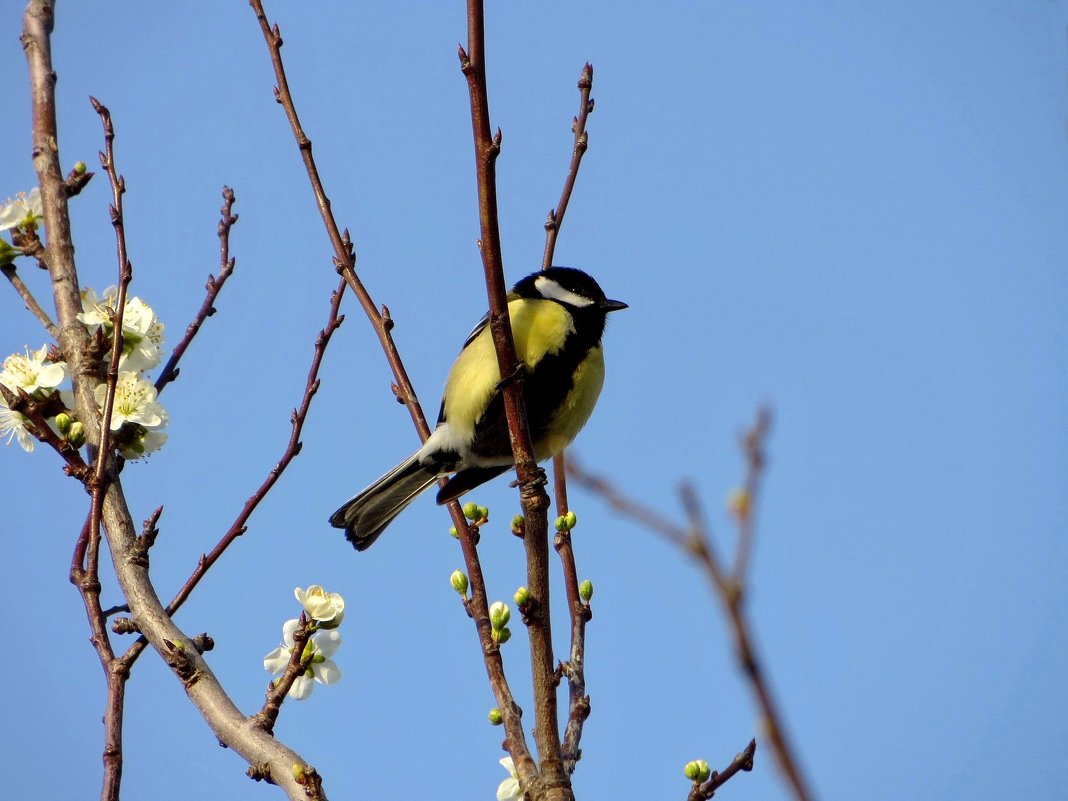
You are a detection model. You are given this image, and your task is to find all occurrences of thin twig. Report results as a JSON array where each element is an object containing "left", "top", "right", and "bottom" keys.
[
  {"left": 251, "top": 614, "right": 314, "bottom": 734},
  {"left": 542, "top": 62, "right": 596, "bottom": 774},
  {"left": 86, "top": 96, "right": 133, "bottom": 590},
  {"left": 687, "top": 739, "right": 757, "bottom": 801},
  {"left": 155, "top": 186, "right": 239, "bottom": 394},
  {"left": 1, "top": 264, "right": 57, "bottom": 336},
  {"left": 569, "top": 410, "right": 814, "bottom": 801},
  {"left": 123, "top": 275, "right": 347, "bottom": 666},
  {"left": 732, "top": 408, "right": 770, "bottom": 586},
  {"left": 541, "top": 62, "right": 594, "bottom": 272}
]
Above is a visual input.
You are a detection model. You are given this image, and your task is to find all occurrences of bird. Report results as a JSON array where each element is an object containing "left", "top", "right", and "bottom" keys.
[{"left": 329, "top": 266, "right": 627, "bottom": 551}]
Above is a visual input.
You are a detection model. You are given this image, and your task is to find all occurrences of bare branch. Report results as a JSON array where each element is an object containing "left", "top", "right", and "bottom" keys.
[
  {"left": 460, "top": 2, "right": 566, "bottom": 795},
  {"left": 687, "top": 739, "right": 757, "bottom": 801},
  {"left": 248, "top": 0, "right": 537, "bottom": 784},
  {"left": 1, "top": 264, "right": 57, "bottom": 336},
  {"left": 155, "top": 186, "right": 239, "bottom": 394},
  {"left": 541, "top": 62, "right": 594, "bottom": 272},
  {"left": 569, "top": 410, "right": 815, "bottom": 801}
]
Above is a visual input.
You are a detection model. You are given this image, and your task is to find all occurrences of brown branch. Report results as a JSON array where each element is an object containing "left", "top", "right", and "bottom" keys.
[
  {"left": 732, "top": 407, "right": 770, "bottom": 586},
  {"left": 687, "top": 739, "right": 757, "bottom": 801},
  {"left": 542, "top": 62, "right": 596, "bottom": 775},
  {"left": 1, "top": 263, "right": 57, "bottom": 336},
  {"left": 252, "top": 614, "right": 314, "bottom": 734},
  {"left": 541, "top": 62, "right": 594, "bottom": 272},
  {"left": 569, "top": 410, "right": 815, "bottom": 801},
  {"left": 248, "top": 1, "right": 539, "bottom": 785},
  {"left": 155, "top": 186, "right": 239, "bottom": 394},
  {"left": 86, "top": 96, "right": 133, "bottom": 592},
  {"left": 460, "top": 3, "right": 568, "bottom": 798},
  {"left": 122, "top": 275, "right": 347, "bottom": 666}
]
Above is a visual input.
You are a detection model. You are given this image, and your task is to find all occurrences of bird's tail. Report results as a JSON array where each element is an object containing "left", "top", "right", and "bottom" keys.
[{"left": 329, "top": 453, "right": 440, "bottom": 551}]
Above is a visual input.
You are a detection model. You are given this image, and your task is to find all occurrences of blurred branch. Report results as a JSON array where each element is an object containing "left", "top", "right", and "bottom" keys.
[
  {"left": 155, "top": 186, "right": 239, "bottom": 394},
  {"left": 1, "top": 264, "right": 57, "bottom": 336},
  {"left": 569, "top": 408, "right": 815, "bottom": 801}
]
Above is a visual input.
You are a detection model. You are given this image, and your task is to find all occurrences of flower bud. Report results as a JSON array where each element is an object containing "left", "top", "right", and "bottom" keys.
[
  {"left": 578, "top": 579, "right": 594, "bottom": 602},
  {"left": 67, "top": 420, "right": 86, "bottom": 447},
  {"left": 510, "top": 514, "right": 525, "bottom": 534},
  {"left": 728, "top": 487, "right": 750, "bottom": 519},
  {"left": 74, "top": 161, "right": 88, "bottom": 175},
  {"left": 449, "top": 525, "right": 460, "bottom": 539},
  {"left": 477, "top": 505, "right": 489, "bottom": 521},
  {"left": 450, "top": 569, "right": 469, "bottom": 596},
  {"left": 462, "top": 501, "right": 480, "bottom": 520},
  {"left": 291, "top": 763, "right": 306, "bottom": 782},
  {"left": 684, "top": 759, "right": 711, "bottom": 783},
  {"left": 54, "top": 412, "right": 72, "bottom": 434},
  {"left": 564, "top": 510, "right": 577, "bottom": 529},
  {"left": 489, "top": 601, "right": 511, "bottom": 630},
  {"left": 487, "top": 707, "right": 503, "bottom": 726},
  {"left": 492, "top": 626, "right": 511, "bottom": 644},
  {"left": 513, "top": 586, "right": 530, "bottom": 608}
]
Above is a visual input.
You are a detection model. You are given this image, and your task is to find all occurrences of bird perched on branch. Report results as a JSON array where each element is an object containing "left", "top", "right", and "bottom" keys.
[{"left": 330, "top": 266, "right": 626, "bottom": 551}]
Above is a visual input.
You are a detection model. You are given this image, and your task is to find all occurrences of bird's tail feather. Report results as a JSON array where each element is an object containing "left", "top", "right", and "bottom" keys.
[{"left": 329, "top": 453, "right": 440, "bottom": 551}]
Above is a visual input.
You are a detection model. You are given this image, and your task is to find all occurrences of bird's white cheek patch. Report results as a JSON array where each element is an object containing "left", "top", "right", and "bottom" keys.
[{"left": 535, "top": 276, "right": 595, "bottom": 308}]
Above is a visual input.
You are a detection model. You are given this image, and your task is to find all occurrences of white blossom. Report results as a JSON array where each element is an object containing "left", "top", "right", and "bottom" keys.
[
  {"left": 496, "top": 757, "right": 522, "bottom": 801},
  {"left": 95, "top": 371, "right": 166, "bottom": 431},
  {"left": 0, "top": 345, "right": 67, "bottom": 396},
  {"left": 294, "top": 585, "right": 345, "bottom": 628},
  {"left": 0, "top": 397, "right": 34, "bottom": 452},
  {"left": 263, "top": 618, "right": 342, "bottom": 700},
  {"left": 78, "top": 287, "right": 165, "bottom": 372},
  {"left": 0, "top": 187, "right": 43, "bottom": 232}
]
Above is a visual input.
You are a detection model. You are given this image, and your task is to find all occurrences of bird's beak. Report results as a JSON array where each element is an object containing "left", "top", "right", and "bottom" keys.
[{"left": 600, "top": 298, "right": 628, "bottom": 312}]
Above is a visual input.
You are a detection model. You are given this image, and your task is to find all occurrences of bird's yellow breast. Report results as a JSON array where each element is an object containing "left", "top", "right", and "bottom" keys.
[{"left": 442, "top": 298, "right": 577, "bottom": 438}]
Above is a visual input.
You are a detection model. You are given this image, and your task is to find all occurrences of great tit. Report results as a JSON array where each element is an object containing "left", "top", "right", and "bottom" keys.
[{"left": 329, "top": 266, "right": 626, "bottom": 551}]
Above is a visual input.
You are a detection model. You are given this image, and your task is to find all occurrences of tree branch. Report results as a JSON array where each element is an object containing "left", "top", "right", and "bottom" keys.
[
  {"left": 1, "top": 263, "right": 57, "bottom": 336},
  {"left": 569, "top": 409, "right": 815, "bottom": 801},
  {"left": 459, "top": 3, "right": 568, "bottom": 797},
  {"left": 155, "top": 186, "right": 239, "bottom": 394}
]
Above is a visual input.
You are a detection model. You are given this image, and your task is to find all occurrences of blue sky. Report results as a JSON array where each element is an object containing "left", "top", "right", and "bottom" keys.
[{"left": 1, "top": 2, "right": 1066, "bottom": 799}]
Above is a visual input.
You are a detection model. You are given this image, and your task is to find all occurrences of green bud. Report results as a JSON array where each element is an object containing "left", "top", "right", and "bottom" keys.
[
  {"left": 683, "top": 759, "right": 711, "bottom": 783},
  {"left": 578, "top": 579, "right": 594, "bottom": 602},
  {"left": 291, "top": 763, "right": 306, "bottom": 781},
  {"left": 74, "top": 161, "right": 88, "bottom": 175},
  {"left": 478, "top": 505, "right": 489, "bottom": 521},
  {"left": 312, "top": 653, "right": 326, "bottom": 664},
  {"left": 487, "top": 707, "right": 503, "bottom": 726},
  {"left": 0, "top": 239, "right": 17, "bottom": 267},
  {"left": 510, "top": 514, "right": 525, "bottom": 534},
  {"left": 489, "top": 601, "right": 511, "bottom": 630},
  {"left": 67, "top": 421, "right": 86, "bottom": 447},
  {"left": 450, "top": 569, "right": 469, "bottom": 596},
  {"left": 513, "top": 586, "right": 530, "bottom": 607},
  {"left": 54, "top": 412, "right": 72, "bottom": 434},
  {"left": 449, "top": 525, "right": 459, "bottom": 539},
  {"left": 564, "top": 510, "right": 577, "bottom": 529},
  {"left": 462, "top": 501, "right": 480, "bottom": 520},
  {"left": 492, "top": 626, "right": 511, "bottom": 644}
]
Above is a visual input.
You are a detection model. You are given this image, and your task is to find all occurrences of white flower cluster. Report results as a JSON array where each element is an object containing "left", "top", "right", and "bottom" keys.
[
  {"left": 0, "top": 187, "right": 44, "bottom": 266},
  {"left": 1, "top": 283, "right": 168, "bottom": 459},
  {"left": 77, "top": 286, "right": 169, "bottom": 459},
  {"left": 0, "top": 345, "right": 68, "bottom": 452},
  {"left": 263, "top": 585, "right": 346, "bottom": 700}
]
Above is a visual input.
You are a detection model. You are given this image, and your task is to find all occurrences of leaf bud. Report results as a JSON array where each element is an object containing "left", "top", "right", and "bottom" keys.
[
  {"left": 513, "top": 586, "right": 530, "bottom": 608},
  {"left": 578, "top": 579, "right": 593, "bottom": 602},
  {"left": 683, "top": 759, "right": 711, "bottom": 783},
  {"left": 67, "top": 420, "right": 86, "bottom": 447},
  {"left": 489, "top": 601, "right": 511, "bottom": 630},
  {"left": 450, "top": 569, "right": 469, "bottom": 596},
  {"left": 487, "top": 707, "right": 503, "bottom": 726},
  {"left": 54, "top": 412, "right": 72, "bottom": 434}
]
